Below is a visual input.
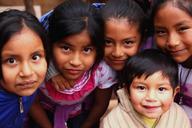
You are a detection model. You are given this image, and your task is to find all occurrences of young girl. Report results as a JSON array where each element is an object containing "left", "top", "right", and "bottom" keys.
[
  {"left": 101, "top": 49, "right": 190, "bottom": 128},
  {"left": 101, "top": 0, "right": 149, "bottom": 71},
  {"left": 0, "top": 9, "right": 48, "bottom": 127},
  {"left": 151, "top": 0, "right": 192, "bottom": 124},
  {"left": 31, "top": 0, "right": 117, "bottom": 128}
]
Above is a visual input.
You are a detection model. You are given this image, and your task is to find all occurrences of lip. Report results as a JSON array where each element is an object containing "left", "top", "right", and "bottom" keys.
[
  {"left": 168, "top": 48, "right": 187, "bottom": 56},
  {"left": 17, "top": 80, "right": 36, "bottom": 89},
  {"left": 143, "top": 105, "right": 160, "bottom": 111},
  {"left": 110, "top": 59, "right": 126, "bottom": 64},
  {"left": 65, "top": 69, "right": 82, "bottom": 75}
]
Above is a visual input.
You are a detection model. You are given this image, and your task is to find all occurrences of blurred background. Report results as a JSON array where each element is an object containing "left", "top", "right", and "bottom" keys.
[{"left": 0, "top": 0, "right": 107, "bottom": 18}]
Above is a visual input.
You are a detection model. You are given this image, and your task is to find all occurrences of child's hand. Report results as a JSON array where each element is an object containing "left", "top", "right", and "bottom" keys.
[{"left": 51, "top": 74, "right": 75, "bottom": 91}]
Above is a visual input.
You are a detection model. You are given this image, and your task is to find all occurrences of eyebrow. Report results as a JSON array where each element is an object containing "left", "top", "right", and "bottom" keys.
[
  {"left": 155, "top": 20, "right": 192, "bottom": 29},
  {"left": 58, "top": 41, "right": 94, "bottom": 48},
  {"left": 105, "top": 36, "right": 137, "bottom": 41}
]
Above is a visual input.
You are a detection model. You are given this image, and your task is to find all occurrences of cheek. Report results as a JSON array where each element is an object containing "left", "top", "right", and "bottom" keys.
[
  {"left": 2, "top": 66, "right": 16, "bottom": 83},
  {"left": 124, "top": 47, "right": 139, "bottom": 57},
  {"left": 129, "top": 91, "right": 143, "bottom": 105},
  {"left": 155, "top": 37, "right": 166, "bottom": 49},
  {"left": 104, "top": 47, "right": 113, "bottom": 57},
  {"left": 158, "top": 93, "right": 174, "bottom": 111},
  {"left": 84, "top": 55, "right": 96, "bottom": 69},
  {"left": 53, "top": 52, "right": 68, "bottom": 67},
  {"left": 36, "top": 60, "right": 47, "bottom": 79}
]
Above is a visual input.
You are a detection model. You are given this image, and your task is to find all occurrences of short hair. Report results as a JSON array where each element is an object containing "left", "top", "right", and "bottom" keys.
[
  {"left": 101, "top": 0, "right": 148, "bottom": 43},
  {"left": 0, "top": 9, "right": 48, "bottom": 78},
  {"left": 120, "top": 49, "right": 178, "bottom": 93},
  {"left": 48, "top": 0, "right": 105, "bottom": 64}
]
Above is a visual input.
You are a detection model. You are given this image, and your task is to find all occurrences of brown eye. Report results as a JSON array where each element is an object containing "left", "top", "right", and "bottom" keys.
[
  {"left": 158, "top": 87, "right": 166, "bottom": 92},
  {"left": 32, "top": 54, "right": 41, "bottom": 61},
  {"left": 105, "top": 39, "right": 113, "bottom": 46},
  {"left": 8, "top": 58, "right": 16, "bottom": 64},
  {"left": 83, "top": 47, "right": 94, "bottom": 54}
]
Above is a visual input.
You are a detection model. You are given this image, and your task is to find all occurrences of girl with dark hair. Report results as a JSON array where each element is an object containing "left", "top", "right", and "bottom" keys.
[
  {"left": 101, "top": 0, "right": 149, "bottom": 72},
  {"left": 101, "top": 49, "right": 190, "bottom": 128},
  {"left": 0, "top": 9, "right": 48, "bottom": 128},
  {"left": 31, "top": 0, "right": 116, "bottom": 128},
  {"left": 151, "top": 0, "right": 192, "bottom": 124}
]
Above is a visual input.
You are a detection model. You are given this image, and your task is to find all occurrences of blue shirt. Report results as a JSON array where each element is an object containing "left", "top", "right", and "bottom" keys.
[{"left": 0, "top": 89, "right": 37, "bottom": 128}]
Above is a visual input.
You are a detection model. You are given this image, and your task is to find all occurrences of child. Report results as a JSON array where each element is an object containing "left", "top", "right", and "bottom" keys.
[
  {"left": 101, "top": 0, "right": 149, "bottom": 71},
  {"left": 151, "top": 0, "right": 192, "bottom": 124},
  {"left": 31, "top": 0, "right": 117, "bottom": 128},
  {"left": 0, "top": 9, "right": 48, "bottom": 127},
  {"left": 100, "top": 49, "right": 191, "bottom": 128}
]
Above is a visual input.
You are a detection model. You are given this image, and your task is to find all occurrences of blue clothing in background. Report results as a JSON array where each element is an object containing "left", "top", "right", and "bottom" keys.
[{"left": 39, "top": 3, "right": 105, "bottom": 30}]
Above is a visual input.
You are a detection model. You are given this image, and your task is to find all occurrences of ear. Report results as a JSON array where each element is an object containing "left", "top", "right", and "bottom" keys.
[{"left": 173, "top": 86, "right": 180, "bottom": 97}]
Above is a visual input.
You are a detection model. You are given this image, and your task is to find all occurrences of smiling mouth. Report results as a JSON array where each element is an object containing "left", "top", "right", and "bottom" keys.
[
  {"left": 110, "top": 59, "right": 126, "bottom": 64},
  {"left": 169, "top": 49, "right": 186, "bottom": 55},
  {"left": 143, "top": 105, "right": 160, "bottom": 111}
]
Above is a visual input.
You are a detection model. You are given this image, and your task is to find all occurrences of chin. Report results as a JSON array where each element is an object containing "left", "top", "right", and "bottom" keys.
[
  {"left": 145, "top": 114, "right": 161, "bottom": 119},
  {"left": 17, "top": 90, "right": 36, "bottom": 96},
  {"left": 111, "top": 65, "right": 124, "bottom": 71}
]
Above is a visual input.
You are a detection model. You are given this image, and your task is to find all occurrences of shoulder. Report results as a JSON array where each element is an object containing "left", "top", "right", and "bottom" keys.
[
  {"left": 94, "top": 61, "right": 117, "bottom": 88},
  {"left": 100, "top": 106, "right": 121, "bottom": 128},
  {"left": 100, "top": 105, "right": 131, "bottom": 128},
  {"left": 158, "top": 102, "right": 191, "bottom": 128},
  {"left": 94, "top": 60, "right": 116, "bottom": 77}
]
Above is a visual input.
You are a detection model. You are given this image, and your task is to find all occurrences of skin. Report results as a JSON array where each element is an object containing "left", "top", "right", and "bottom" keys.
[
  {"left": 0, "top": 27, "right": 47, "bottom": 96},
  {"left": 129, "top": 71, "right": 179, "bottom": 119},
  {"left": 154, "top": 2, "right": 192, "bottom": 63},
  {"left": 104, "top": 18, "right": 141, "bottom": 71},
  {"left": 53, "top": 29, "right": 96, "bottom": 82}
]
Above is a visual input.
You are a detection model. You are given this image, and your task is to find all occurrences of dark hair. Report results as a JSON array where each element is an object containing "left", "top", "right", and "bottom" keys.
[
  {"left": 48, "top": 0, "right": 104, "bottom": 64},
  {"left": 101, "top": 0, "right": 148, "bottom": 44},
  {"left": 0, "top": 9, "right": 48, "bottom": 78},
  {"left": 120, "top": 49, "right": 178, "bottom": 93},
  {"left": 151, "top": 0, "right": 192, "bottom": 30}
]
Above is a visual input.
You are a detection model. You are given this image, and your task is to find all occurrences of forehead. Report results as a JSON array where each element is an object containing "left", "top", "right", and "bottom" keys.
[
  {"left": 59, "top": 29, "right": 92, "bottom": 47},
  {"left": 2, "top": 28, "right": 43, "bottom": 55},
  {"left": 133, "top": 71, "right": 171, "bottom": 86},
  {"left": 105, "top": 18, "right": 140, "bottom": 37},
  {"left": 154, "top": 3, "right": 192, "bottom": 26}
]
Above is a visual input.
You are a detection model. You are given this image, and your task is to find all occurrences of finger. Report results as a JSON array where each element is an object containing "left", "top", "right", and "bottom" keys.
[
  {"left": 57, "top": 82, "right": 66, "bottom": 91},
  {"left": 69, "top": 81, "right": 75, "bottom": 88},
  {"left": 62, "top": 81, "right": 71, "bottom": 90},
  {"left": 54, "top": 83, "right": 60, "bottom": 91}
]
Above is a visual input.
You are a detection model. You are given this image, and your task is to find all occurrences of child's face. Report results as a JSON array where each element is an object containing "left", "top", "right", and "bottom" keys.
[
  {"left": 1, "top": 27, "right": 47, "bottom": 96},
  {"left": 154, "top": 3, "right": 192, "bottom": 63},
  {"left": 104, "top": 18, "right": 141, "bottom": 71},
  {"left": 129, "top": 71, "right": 177, "bottom": 119},
  {"left": 53, "top": 30, "right": 96, "bottom": 82}
]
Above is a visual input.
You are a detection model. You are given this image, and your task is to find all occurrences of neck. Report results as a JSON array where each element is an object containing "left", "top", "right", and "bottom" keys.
[{"left": 180, "top": 56, "right": 192, "bottom": 68}]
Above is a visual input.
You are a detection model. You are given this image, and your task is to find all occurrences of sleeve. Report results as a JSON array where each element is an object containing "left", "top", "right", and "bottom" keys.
[
  {"left": 46, "top": 60, "right": 59, "bottom": 81},
  {"left": 95, "top": 61, "right": 117, "bottom": 89}
]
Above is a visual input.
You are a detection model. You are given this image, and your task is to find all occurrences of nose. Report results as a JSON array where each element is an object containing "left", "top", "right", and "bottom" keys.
[
  {"left": 111, "top": 44, "right": 123, "bottom": 58},
  {"left": 145, "top": 90, "right": 157, "bottom": 102},
  {"left": 167, "top": 32, "right": 180, "bottom": 48},
  {"left": 19, "top": 62, "right": 33, "bottom": 77},
  {"left": 69, "top": 53, "right": 82, "bottom": 66}
]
